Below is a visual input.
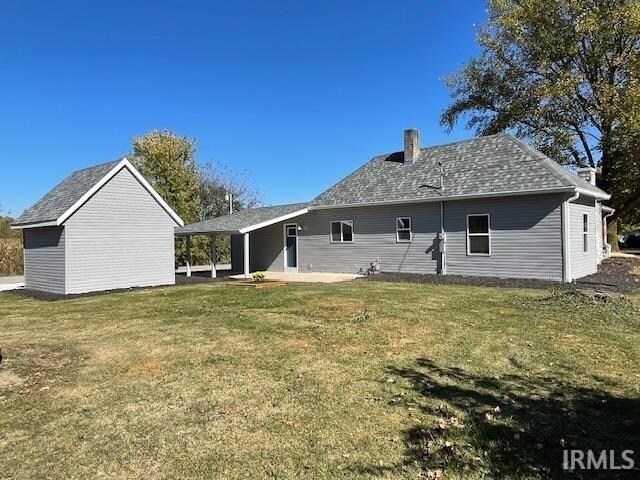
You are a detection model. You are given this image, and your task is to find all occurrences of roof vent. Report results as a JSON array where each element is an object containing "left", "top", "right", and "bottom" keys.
[
  {"left": 577, "top": 167, "right": 596, "bottom": 186},
  {"left": 403, "top": 129, "right": 419, "bottom": 165}
]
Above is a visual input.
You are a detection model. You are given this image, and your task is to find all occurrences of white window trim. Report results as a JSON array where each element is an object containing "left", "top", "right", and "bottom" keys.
[
  {"left": 396, "top": 216, "right": 412, "bottom": 243},
  {"left": 583, "top": 213, "right": 589, "bottom": 253},
  {"left": 466, "top": 214, "right": 491, "bottom": 256},
  {"left": 330, "top": 220, "right": 354, "bottom": 243}
]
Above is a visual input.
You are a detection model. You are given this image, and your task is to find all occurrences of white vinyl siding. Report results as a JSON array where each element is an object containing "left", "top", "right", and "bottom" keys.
[
  {"left": 241, "top": 194, "right": 567, "bottom": 281},
  {"left": 64, "top": 167, "right": 177, "bottom": 294},
  {"left": 446, "top": 195, "right": 564, "bottom": 281},
  {"left": 569, "top": 199, "right": 598, "bottom": 279}
]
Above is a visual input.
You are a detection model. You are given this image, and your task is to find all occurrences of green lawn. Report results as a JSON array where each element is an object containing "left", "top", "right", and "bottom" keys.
[{"left": 0, "top": 281, "right": 638, "bottom": 479}]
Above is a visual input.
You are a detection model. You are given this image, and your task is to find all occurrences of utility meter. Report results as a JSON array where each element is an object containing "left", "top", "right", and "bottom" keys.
[{"left": 438, "top": 232, "right": 446, "bottom": 253}]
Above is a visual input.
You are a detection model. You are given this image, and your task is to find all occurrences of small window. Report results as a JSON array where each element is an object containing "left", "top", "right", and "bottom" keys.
[
  {"left": 467, "top": 214, "right": 490, "bottom": 255},
  {"left": 396, "top": 217, "right": 412, "bottom": 242},
  {"left": 286, "top": 226, "right": 297, "bottom": 237},
  {"left": 330, "top": 220, "right": 354, "bottom": 243},
  {"left": 583, "top": 214, "right": 589, "bottom": 252}
]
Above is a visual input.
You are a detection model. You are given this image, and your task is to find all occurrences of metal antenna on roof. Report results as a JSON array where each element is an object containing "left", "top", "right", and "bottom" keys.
[{"left": 417, "top": 161, "right": 445, "bottom": 195}]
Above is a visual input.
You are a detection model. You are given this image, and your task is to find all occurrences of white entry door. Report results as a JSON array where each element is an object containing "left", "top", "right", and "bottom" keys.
[{"left": 284, "top": 223, "right": 298, "bottom": 272}]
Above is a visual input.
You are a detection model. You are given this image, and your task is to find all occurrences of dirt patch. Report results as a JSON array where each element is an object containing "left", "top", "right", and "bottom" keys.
[
  {"left": 577, "top": 256, "right": 640, "bottom": 292},
  {"left": 126, "top": 361, "right": 167, "bottom": 378},
  {"left": 175, "top": 272, "right": 225, "bottom": 285},
  {"left": 0, "top": 370, "right": 25, "bottom": 388},
  {"left": 281, "top": 338, "right": 312, "bottom": 351},
  {"left": 366, "top": 257, "right": 640, "bottom": 293}
]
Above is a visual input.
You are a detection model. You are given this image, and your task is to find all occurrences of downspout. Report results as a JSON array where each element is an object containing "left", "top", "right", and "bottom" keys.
[
  {"left": 438, "top": 161, "right": 446, "bottom": 275},
  {"left": 439, "top": 200, "right": 446, "bottom": 275},
  {"left": 562, "top": 190, "right": 580, "bottom": 282},
  {"left": 603, "top": 208, "right": 615, "bottom": 257}
]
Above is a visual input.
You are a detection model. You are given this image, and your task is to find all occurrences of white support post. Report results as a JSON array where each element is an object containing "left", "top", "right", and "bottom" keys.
[
  {"left": 210, "top": 235, "right": 217, "bottom": 278},
  {"left": 243, "top": 232, "right": 250, "bottom": 279},
  {"left": 185, "top": 235, "right": 192, "bottom": 278}
]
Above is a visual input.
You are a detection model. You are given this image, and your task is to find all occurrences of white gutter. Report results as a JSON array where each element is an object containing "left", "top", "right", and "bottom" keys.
[
  {"left": 11, "top": 220, "right": 58, "bottom": 230},
  {"left": 575, "top": 187, "right": 610, "bottom": 201},
  {"left": 239, "top": 208, "right": 309, "bottom": 234},
  {"left": 562, "top": 191, "right": 580, "bottom": 282},
  {"left": 309, "top": 186, "right": 585, "bottom": 210}
]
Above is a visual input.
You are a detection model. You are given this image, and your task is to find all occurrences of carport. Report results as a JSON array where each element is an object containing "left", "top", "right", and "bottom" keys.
[{"left": 175, "top": 203, "right": 309, "bottom": 278}]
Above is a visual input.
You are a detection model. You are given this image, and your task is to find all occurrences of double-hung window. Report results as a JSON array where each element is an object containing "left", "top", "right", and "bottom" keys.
[
  {"left": 396, "top": 217, "right": 412, "bottom": 242},
  {"left": 330, "top": 220, "right": 353, "bottom": 243},
  {"left": 583, "top": 214, "right": 589, "bottom": 252},
  {"left": 467, "top": 214, "right": 490, "bottom": 255}
]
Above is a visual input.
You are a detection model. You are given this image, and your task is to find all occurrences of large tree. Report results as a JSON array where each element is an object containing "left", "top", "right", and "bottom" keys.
[
  {"left": 441, "top": 0, "right": 640, "bottom": 239},
  {"left": 131, "top": 130, "right": 200, "bottom": 224}
]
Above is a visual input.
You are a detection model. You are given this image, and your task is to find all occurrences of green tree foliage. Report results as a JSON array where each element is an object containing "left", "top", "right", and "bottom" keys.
[
  {"left": 441, "top": 0, "right": 640, "bottom": 236},
  {"left": 131, "top": 130, "right": 200, "bottom": 224}
]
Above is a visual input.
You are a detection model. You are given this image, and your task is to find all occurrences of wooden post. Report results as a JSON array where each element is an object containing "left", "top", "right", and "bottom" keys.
[
  {"left": 185, "top": 235, "right": 192, "bottom": 278},
  {"left": 210, "top": 235, "right": 217, "bottom": 278},
  {"left": 243, "top": 232, "right": 250, "bottom": 279}
]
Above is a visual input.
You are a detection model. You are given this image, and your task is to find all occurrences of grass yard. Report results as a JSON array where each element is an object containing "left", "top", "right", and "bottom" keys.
[{"left": 0, "top": 281, "right": 639, "bottom": 479}]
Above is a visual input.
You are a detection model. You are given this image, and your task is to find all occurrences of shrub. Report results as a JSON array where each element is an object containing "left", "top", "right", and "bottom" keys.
[
  {"left": 252, "top": 271, "right": 266, "bottom": 283},
  {"left": 0, "top": 239, "right": 23, "bottom": 275}
]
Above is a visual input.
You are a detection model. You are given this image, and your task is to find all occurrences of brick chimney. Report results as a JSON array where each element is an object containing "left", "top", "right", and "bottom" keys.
[
  {"left": 403, "top": 128, "right": 419, "bottom": 165},
  {"left": 577, "top": 167, "right": 596, "bottom": 186}
]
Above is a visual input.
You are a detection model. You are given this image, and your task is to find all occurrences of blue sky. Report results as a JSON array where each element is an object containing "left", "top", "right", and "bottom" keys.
[{"left": 0, "top": 0, "right": 487, "bottom": 216}]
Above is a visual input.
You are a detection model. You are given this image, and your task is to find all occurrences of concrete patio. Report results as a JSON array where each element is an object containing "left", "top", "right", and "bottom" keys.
[
  {"left": 229, "top": 271, "right": 361, "bottom": 283},
  {"left": 0, "top": 275, "right": 25, "bottom": 292},
  {"left": 176, "top": 266, "right": 360, "bottom": 284}
]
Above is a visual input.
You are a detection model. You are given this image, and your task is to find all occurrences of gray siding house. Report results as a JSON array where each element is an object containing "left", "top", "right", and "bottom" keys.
[
  {"left": 178, "top": 130, "right": 612, "bottom": 282},
  {"left": 13, "top": 158, "right": 184, "bottom": 294}
]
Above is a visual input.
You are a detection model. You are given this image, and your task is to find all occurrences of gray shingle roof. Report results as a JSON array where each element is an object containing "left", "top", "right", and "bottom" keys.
[
  {"left": 13, "top": 158, "right": 124, "bottom": 226},
  {"left": 311, "top": 134, "right": 608, "bottom": 207},
  {"left": 175, "top": 203, "right": 308, "bottom": 235}
]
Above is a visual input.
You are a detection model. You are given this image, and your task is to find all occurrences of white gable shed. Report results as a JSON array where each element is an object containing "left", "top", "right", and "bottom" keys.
[{"left": 12, "top": 158, "right": 183, "bottom": 295}]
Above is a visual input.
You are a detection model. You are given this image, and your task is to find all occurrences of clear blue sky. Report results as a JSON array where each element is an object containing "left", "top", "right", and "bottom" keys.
[{"left": 0, "top": 0, "right": 486, "bottom": 217}]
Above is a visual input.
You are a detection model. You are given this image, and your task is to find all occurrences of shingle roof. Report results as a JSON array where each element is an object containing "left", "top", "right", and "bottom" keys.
[
  {"left": 175, "top": 203, "right": 309, "bottom": 235},
  {"left": 13, "top": 158, "right": 124, "bottom": 226},
  {"left": 311, "top": 134, "right": 608, "bottom": 207}
]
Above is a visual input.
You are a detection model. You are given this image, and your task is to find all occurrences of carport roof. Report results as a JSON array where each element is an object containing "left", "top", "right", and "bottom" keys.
[{"left": 175, "top": 202, "right": 309, "bottom": 235}]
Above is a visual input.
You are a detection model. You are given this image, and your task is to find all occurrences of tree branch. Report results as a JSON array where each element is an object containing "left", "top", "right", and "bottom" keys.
[{"left": 611, "top": 191, "right": 640, "bottom": 221}]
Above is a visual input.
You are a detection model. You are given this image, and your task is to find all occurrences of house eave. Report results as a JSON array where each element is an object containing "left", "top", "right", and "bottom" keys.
[
  {"left": 175, "top": 228, "right": 242, "bottom": 236},
  {"left": 11, "top": 220, "right": 58, "bottom": 230},
  {"left": 309, "top": 186, "right": 587, "bottom": 210},
  {"left": 239, "top": 208, "right": 309, "bottom": 234},
  {"left": 55, "top": 158, "right": 185, "bottom": 227}
]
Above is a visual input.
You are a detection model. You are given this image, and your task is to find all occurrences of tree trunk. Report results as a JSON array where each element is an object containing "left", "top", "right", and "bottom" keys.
[{"left": 607, "top": 219, "right": 619, "bottom": 253}]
